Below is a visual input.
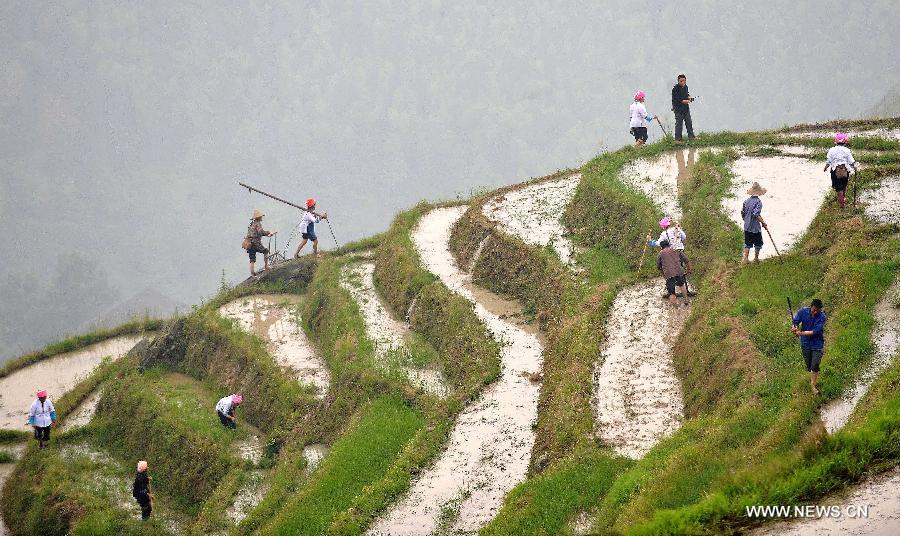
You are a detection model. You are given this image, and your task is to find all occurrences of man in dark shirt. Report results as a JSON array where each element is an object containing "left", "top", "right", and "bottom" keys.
[
  {"left": 132, "top": 460, "right": 153, "bottom": 520},
  {"left": 656, "top": 239, "right": 691, "bottom": 307},
  {"left": 671, "top": 74, "right": 695, "bottom": 141},
  {"left": 792, "top": 299, "right": 827, "bottom": 395}
]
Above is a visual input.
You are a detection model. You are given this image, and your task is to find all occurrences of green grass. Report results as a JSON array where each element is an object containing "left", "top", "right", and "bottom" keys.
[
  {"left": 482, "top": 447, "right": 633, "bottom": 535},
  {"left": 260, "top": 396, "right": 424, "bottom": 535},
  {"left": 95, "top": 367, "right": 242, "bottom": 513},
  {"left": 0, "top": 450, "right": 15, "bottom": 463}
]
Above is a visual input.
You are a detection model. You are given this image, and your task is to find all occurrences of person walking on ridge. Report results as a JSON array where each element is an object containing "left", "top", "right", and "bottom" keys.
[
  {"left": 629, "top": 91, "right": 653, "bottom": 147},
  {"left": 215, "top": 393, "right": 242, "bottom": 430},
  {"left": 294, "top": 198, "right": 328, "bottom": 258},
  {"left": 741, "top": 182, "right": 768, "bottom": 264},
  {"left": 245, "top": 209, "right": 276, "bottom": 276},
  {"left": 672, "top": 74, "right": 695, "bottom": 142},
  {"left": 133, "top": 460, "right": 154, "bottom": 520},
  {"left": 824, "top": 132, "right": 858, "bottom": 209},
  {"left": 657, "top": 239, "right": 691, "bottom": 307},
  {"left": 27, "top": 389, "right": 56, "bottom": 449},
  {"left": 792, "top": 298, "right": 827, "bottom": 395},
  {"left": 653, "top": 217, "right": 690, "bottom": 297}
]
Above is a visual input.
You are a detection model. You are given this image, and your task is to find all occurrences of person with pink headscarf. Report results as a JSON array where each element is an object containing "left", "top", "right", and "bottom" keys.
[
  {"left": 27, "top": 389, "right": 57, "bottom": 449},
  {"left": 824, "top": 133, "right": 858, "bottom": 208},
  {"left": 629, "top": 90, "right": 654, "bottom": 147},
  {"left": 215, "top": 393, "right": 243, "bottom": 429}
]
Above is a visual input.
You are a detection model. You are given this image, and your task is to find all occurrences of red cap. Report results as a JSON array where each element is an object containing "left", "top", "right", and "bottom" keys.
[{"left": 306, "top": 198, "right": 316, "bottom": 208}]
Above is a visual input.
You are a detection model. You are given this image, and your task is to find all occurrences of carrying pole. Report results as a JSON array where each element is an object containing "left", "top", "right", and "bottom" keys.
[
  {"left": 638, "top": 231, "right": 652, "bottom": 271},
  {"left": 239, "top": 182, "right": 310, "bottom": 213},
  {"left": 787, "top": 297, "right": 796, "bottom": 328},
  {"left": 655, "top": 116, "right": 669, "bottom": 137}
]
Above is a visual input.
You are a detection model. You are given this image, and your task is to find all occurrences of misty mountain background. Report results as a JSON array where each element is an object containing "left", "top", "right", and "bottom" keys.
[{"left": 2, "top": 1, "right": 899, "bottom": 363}]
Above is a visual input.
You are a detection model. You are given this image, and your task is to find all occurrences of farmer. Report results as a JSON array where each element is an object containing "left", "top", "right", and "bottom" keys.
[
  {"left": 246, "top": 209, "right": 276, "bottom": 276},
  {"left": 741, "top": 182, "right": 769, "bottom": 264},
  {"left": 132, "top": 460, "right": 154, "bottom": 520},
  {"left": 657, "top": 239, "right": 691, "bottom": 307},
  {"left": 215, "top": 393, "right": 242, "bottom": 430},
  {"left": 671, "top": 74, "right": 695, "bottom": 142},
  {"left": 657, "top": 217, "right": 686, "bottom": 252},
  {"left": 27, "top": 389, "right": 56, "bottom": 449},
  {"left": 824, "top": 132, "right": 858, "bottom": 209},
  {"left": 629, "top": 90, "right": 653, "bottom": 147},
  {"left": 792, "top": 299, "right": 827, "bottom": 395},
  {"left": 293, "top": 198, "right": 328, "bottom": 258}
]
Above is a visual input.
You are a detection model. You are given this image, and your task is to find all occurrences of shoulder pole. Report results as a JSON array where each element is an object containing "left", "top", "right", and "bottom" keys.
[{"left": 239, "top": 182, "right": 309, "bottom": 213}]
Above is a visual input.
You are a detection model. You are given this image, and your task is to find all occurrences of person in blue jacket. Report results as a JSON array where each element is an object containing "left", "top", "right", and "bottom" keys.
[
  {"left": 28, "top": 389, "right": 57, "bottom": 449},
  {"left": 792, "top": 299, "right": 827, "bottom": 395}
]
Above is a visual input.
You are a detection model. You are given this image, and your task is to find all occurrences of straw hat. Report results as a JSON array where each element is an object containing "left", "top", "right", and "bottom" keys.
[
  {"left": 746, "top": 182, "right": 767, "bottom": 196},
  {"left": 252, "top": 209, "right": 264, "bottom": 220}
]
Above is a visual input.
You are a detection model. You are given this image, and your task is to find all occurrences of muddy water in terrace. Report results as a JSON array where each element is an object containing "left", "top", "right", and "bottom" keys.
[
  {"left": 860, "top": 175, "right": 900, "bottom": 226},
  {"left": 722, "top": 156, "right": 830, "bottom": 260},
  {"left": 0, "top": 335, "right": 144, "bottom": 431},
  {"left": 482, "top": 174, "right": 581, "bottom": 265},
  {"left": 218, "top": 295, "right": 330, "bottom": 398},
  {"left": 339, "top": 261, "right": 450, "bottom": 397},
  {"left": 751, "top": 466, "right": 900, "bottom": 535},
  {"left": 618, "top": 148, "right": 706, "bottom": 221},
  {"left": 593, "top": 278, "right": 687, "bottom": 459},
  {"left": 368, "top": 206, "right": 544, "bottom": 535}
]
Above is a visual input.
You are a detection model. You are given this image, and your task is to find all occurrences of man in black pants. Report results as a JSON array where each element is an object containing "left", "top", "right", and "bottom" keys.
[{"left": 672, "top": 74, "right": 695, "bottom": 141}]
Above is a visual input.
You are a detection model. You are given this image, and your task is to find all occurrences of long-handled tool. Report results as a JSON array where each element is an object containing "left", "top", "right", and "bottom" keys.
[
  {"left": 787, "top": 297, "right": 796, "bottom": 328},
  {"left": 764, "top": 225, "right": 782, "bottom": 258},
  {"left": 326, "top": 218, "right": 340, "bottom": 249},
  {"left": 655, "top": 116, "right": 669, "bottom": 137},
  {"left": 637, "top": 230, "right": 652, "bottom": 271},
  {"left": 852, "top": 170, "right": 858, "bottom": 207}
]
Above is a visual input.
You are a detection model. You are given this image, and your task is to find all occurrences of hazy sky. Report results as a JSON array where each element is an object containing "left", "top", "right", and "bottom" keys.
[{"left": 2, "top": 1, "right": 898, "bottom": 358}]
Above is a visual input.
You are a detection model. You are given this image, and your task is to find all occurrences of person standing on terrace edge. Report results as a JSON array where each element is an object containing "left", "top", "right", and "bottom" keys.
[
  {"left": 671, "top": 74, "right": 695, "bottom": 142},
  {"left": 824, "top": 132, "right": 858, "bottom": 209},
  {"left": 629, "top": 90, "right": 653, "bottom": 147},
  {"left": 656, "top": 239, "right": 691, "bottom": 307},
  {"left": 741, "top": 182, "right": 768, "bottom": 264},
  {"left": 27, "top": 389, "right": 56, "bottom": 449},
  {"left": 245, "top": 209, "right": 276, "bottom": 276},
  {"left": 294, "top": 198, "right": 329, "bottom": 258},
  {"left": 792, "top": 299, "right": 827, "bottom": 395},
  {"left": 133, "top": 460, "right": 154, "bottom": 520}
]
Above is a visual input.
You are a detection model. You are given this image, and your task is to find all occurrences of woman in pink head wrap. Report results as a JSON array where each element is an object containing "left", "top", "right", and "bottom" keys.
[
  {"left": 28, "top": 389, "right": 57, "bottom": 449},
  {"left": 629, "top": 91, "right": 654, "bottom": 147},
  {"left": 824, "top": 132, "right": 858, "bottom": 208},
  {"left": 215, "top": 394, "right": 243, "bottom": 429}
]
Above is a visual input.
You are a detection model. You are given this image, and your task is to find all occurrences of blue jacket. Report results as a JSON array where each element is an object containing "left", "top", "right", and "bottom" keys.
[{"left": 793, "top": 307, "right": 827, "bottom": 350}]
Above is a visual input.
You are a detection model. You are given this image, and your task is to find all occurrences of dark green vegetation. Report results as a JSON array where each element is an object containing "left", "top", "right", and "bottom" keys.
[{"left": 2, "top": 117, "right": 898, "bottom": 535}]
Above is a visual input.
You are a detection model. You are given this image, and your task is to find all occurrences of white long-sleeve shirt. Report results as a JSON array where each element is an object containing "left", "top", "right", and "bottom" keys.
[
  {"left": 658, "top": 227, "right": 687, "bottom": 251},
  {"left": 29, "top": 398, "right": 56, "bottom": 427},
  {"left": 301, "top": 210, "right": 320, "bottom": 230},
  {"left": 215, "top": 396, "right": 234, "bottom": 415},
  {"left": 826, "top": 146, "right": 857, "bottom": 171},
  {"left": 629, "top": 102, "right": 649, "bottom": 128}
]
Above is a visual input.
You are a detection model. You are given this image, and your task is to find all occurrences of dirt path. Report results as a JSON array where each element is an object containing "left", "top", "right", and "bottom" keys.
[
  {"left": 592, "top": 279, "right": 688, "bottom": 459},
  {"left": 339, "top": 261, "right": 449, "bottom": 397},
  {"left": 821, "top": 279, "right": 900, "bottom": 434},
  {"left": 618, "top": 148, "right": 706, "bottom": 221},
  {"left": 219, "top": 294, "right": 330, "bottom": 399},
  {"left": 0, "top": 335, "right": 144, "bottom": 431},
  {"left": 860, "top": 175, "right": 900, "bottom": 226},
  {"left": 481, "top": 174, "right": 581, "bottom": 265},
  {"left": 368, "top": 206, "right": 544, "bottom": 535},
  {"left": 751, "top": 465, "right": 900, "bottom": 535},
  {"left": 722, "top": 156, "right": 830, "bottom": 260}
]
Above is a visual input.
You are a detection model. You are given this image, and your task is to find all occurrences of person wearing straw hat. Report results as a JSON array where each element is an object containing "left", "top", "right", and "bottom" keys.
[
  {"left": 824, "top": 132, "right": 858, "bottom": 209},
  {"left": 293, "top": 198, "right": 329, "bottom": 259},
  {"left": 27, "top": 389, "right": 57, "bottom": 449},
  {"left": 215, "top": 393, "right": 243, "bottom": 430},
  {"left": 132, "top": 460, "right": 154, "bottom": 520},
  {"left": 629, "top": 91, "right": 653, "bottom": 147},
  {"left": 245, "top": 209, "right": 275, "bottom": 276},
  {"left": 741, "top": 182, "right": 769, "bottom": 264}
]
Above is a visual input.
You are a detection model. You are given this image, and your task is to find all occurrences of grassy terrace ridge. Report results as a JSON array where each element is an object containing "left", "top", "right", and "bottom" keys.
[
  {"left": 0, "top": 317, "right": 163, "bottom": 379},
  {"left": 773, "top": 115, "right": 900, "bottom": 133}
]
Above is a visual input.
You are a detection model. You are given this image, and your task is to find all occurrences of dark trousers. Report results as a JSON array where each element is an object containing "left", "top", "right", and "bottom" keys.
[
  {"left": 218, "top": 410, "right": 236, "bottom": 429},
  {"left": 137, "top": 497, "right": 152, "bottom": 519},
  {"left": 674, "top": 108, "right": 694, "bottom": 140}
]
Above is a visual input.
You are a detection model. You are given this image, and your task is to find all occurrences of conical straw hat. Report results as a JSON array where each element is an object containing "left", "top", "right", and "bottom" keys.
[
  {"left": 746, "top": 182, "right": 767, "bottom": 196},
  {"left": 252, "top": 209, "right": 264, "bottom": 219}
]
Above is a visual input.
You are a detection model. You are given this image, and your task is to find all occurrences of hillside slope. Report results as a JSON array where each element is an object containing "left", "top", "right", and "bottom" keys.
[{"left": 1, "top": 118, "right": 899, "bottom": 535}]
